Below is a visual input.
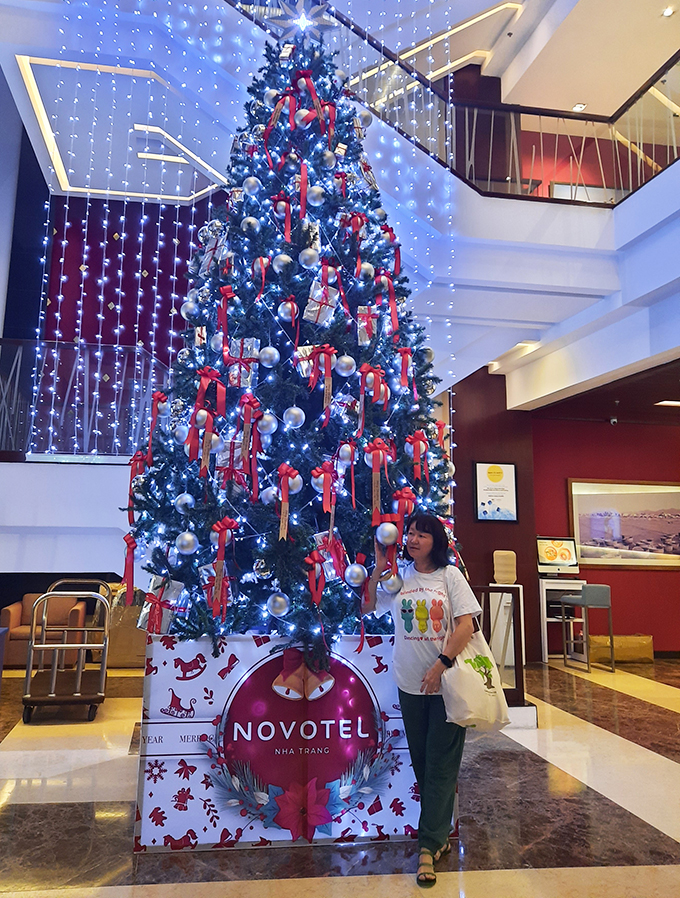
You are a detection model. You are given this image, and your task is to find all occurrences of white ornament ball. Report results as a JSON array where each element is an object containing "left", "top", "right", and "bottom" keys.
[
  {"left": 195, "top": 408, "right": 209, "bottom": 427},
  {"left": 376, "top": 522, "right": 400, "bottom": 546},
  {"left": 263, "top": 88, "right": 278, "bottom": 108},
  {"left": 174, "top": 492, "right": 195, "bottom": 514},
  {"left": 381, "top": 572, "right": 404, "bottom": 594},
  {"left": 175, "top": 531, "right": 199, "bottom": 555},
  {"left": 210, "top": 333, "right": 224, "bottom": 353},
  {"left": 257, "top": 413, "right": 278, "bottom": 435},
  {"left": 422, "top": 347, "right": 435, "bottom": 364},
  {"left": 210, "top": 529, "right": 232, "bottom": 548},
  {"left": 277, "top": 300, "right": 297, "bottom": 322},
  {"left": 365, "top": 371, "right": 376, "bottom": 390},
  {"left": 294, "top": 108, "right": 313, "bottom": 129},
  {"left": 298, "top": 247, "right": 319, "bottom": 269},
  {"left": 260, "top": 486, "right": 278, "bottom": 505},
  {"left": 344, "top": 563, "right": 368, "bottom": 587},
  {"left": 357, "top": 109, "right": 372, "bottom": 128},
  {"left": 321, "top": 150, "right": 337, "bottom": 169},
  {"left": 288, "top": 474, "right": 304, "bottom": 494},
  {"left": 267, "top": 591, "right": 290, "bottom": 617},
  {"left": 283, "top": 406, "right": 305, "bottom": 429},
  {"left": 307, "top": 185, "right": 325, "bottom": 206},
  {"left": 359, "top": 262, "right": 375, "bottom": 281},
  {"left": 240, "top": 216, "right": 261, "bottom": 235},
  {"left": 180, "top": 300, "right": 200, "bottom": 321},
  {"left": 337, "top": 443, "right": 354, "bottom": 464},
  {"left": 173, "top": 424, "right": 189, "bottom": 445},
  {"left": 242, "top": 176, "right": 263, "bottom": 196},
  {"left": 335, "top": 355, "right": 356, "bottom": 377},
  {"left": 259, "top": 346, "right": 280, "bottom": 368},
  {"left": 272, "top": 253, "right": 294, "bottom": 274}
]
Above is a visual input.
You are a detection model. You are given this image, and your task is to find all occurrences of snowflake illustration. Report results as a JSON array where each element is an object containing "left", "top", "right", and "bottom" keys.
[{"left": 145, "top": 759, "right": 168, "bottom": 784}]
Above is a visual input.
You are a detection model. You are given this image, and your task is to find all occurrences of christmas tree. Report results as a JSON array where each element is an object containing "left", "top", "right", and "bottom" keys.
[{"left": 125, "top": 19, "right": 453, "bottom": 667}]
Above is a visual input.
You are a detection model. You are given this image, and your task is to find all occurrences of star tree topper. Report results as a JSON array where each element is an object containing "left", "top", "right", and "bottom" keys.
[{"left": 253, "top": 0, "right": 336, "bottom": 41}]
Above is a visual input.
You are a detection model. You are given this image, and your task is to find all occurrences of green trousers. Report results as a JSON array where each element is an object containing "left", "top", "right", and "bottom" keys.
[{"left": 398, "top": 689, "right": 467, "bottom": 853}]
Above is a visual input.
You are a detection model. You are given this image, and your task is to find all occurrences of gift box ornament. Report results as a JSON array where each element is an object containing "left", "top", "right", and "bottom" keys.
[
  {"left": 313, "top": 529, "right": 349, "bottom": 582},
  {"left": 198, "top": 231, "right": 229, "bottom": 280},
  {"left": 227, "top": 337, "right": 260, "bottom": 389},
  {"left": 357, "top": 305, "right": 379, "bottom": 346},
  {"left": 303, "top": 279, "right": 339, "bottom": 326},
  {"left": 215, "top": 436, "right": 248, "bottom": 489},
  {"left": 137, "top": 576, "right": 188, "bottom": 635},
  {"left": 294, "top": 344, "right": 315, "bottom": 380}
]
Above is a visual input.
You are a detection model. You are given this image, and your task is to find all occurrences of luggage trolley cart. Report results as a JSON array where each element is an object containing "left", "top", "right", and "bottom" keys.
[{"left": 22, "top": 580, "right": 111, "bottom": 723}]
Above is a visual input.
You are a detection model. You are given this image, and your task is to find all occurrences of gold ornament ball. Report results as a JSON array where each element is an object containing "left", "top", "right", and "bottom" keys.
[{"left": 267, "top": 591, "right": 290, "bottom": 617}]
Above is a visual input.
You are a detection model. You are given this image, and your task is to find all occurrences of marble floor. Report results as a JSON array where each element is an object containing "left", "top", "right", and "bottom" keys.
[{"left": 1, "top": 658, "right": 679, "bottom": 896}]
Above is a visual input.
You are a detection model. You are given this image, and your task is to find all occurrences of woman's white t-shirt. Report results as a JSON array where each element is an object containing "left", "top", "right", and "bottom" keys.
[{"left": 375, "top": 562, "right": 482, "bottom": 696}]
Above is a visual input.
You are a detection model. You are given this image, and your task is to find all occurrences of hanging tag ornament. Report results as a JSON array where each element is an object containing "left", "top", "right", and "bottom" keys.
[
  {"left": 127, "top": 451, "right": 146, "bottom": 525},
  {"left": 364, "top": 438, "right": 393, "bottom": 526},
  {"left": 277, "top": 463, "right": 299, "bottom": 541},
  {"left": 218, "top": 286, "right": 235, "bottom": 365},
  {"left": 405, "top": 430, "right": 430, "bottom": 483},
  {"left": 305, "top": 550, "right": 327, "bottom": 607},
  {"left": 311, "top": 460, "right": 337, "bottom": 514},
  {"left": 271, "top": 191, "right": 293, "bottom": 242},
  {"left": 263, "top": 88, "right": 297, "bottom": 168},
  {"left": 397, "top": 347, "right": 418, "bottom": 399},
  {"left": 146, "top": 391, "right": 167, "bottom": 467},
  {"left": 374, "top": 270, "right": 399, "bottom": 343},
  {"left": 293, "top": 69, "right": 324, "bottom": 132},
  {"left": 211, "top": 517, "right": 239, "bottom": 621},
  {"left": 380, "top": 224, "right": 401, "bottom": 276},
  {"left": 308, "top": 344, "right": 337, "bottom": 425}
]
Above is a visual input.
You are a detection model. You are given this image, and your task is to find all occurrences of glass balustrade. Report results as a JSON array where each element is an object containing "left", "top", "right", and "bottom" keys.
[{"left": 233, "top": 1, "right": 680, "bottom": 205}]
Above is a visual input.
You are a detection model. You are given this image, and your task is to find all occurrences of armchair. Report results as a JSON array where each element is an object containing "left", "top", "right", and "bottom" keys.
[{"left": 0, "top": 593, "right": 87, "bottom": 668}]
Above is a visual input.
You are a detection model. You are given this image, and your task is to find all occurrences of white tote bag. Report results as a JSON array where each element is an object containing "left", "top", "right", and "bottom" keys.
[{"left": 440, "top": 630, "right": 510, "bottom": 731}]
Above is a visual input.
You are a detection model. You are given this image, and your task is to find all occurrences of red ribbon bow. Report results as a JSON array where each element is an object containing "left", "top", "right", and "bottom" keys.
[
  {"left": 281, "top": 295, "right": 300, "bottom": 347},
  {"left": 271, "top": 191, "right": 293, "bottom": 243},
  {"left": 312, "top": 460, "right": 337, "bottom": 514},
  {"left": 334, "top": 171, "right": 347, "bottom": 197},
  {"left": 380, "top": 224, "right": 401, "bottom": 275},
  {"left": 187, "top": 368, "right": 226, "bottom": 462},
  {"left": 305, "top": 550, "right": 327, "bottom": 607},
  {"left": 397, "top": 347, "right": 418, "bottom": 399},
  {"left": 293, "top": 69, "right": 324, "bottom": 132},
  {"left": 263, "top": 88, "right": 297, "bottom": 168},
  {"left": 146, "top": 391, "right": 167, "bottom": 467},
  {"left": 435, "top": 419, "right": 447, "bottom": 452},
  {"left": 218, "top": 286, "right": 235, "bottom": 365},
  {"left": 123, "top": 533, "right": 137, "bottom": 606},
  {"left": 375, "top": 270, "right": 399, "bottom": 343},
  {"left": 392, "top": 487, "right": 417, "bottom": 536},
  {"left": 321, "top": 100, "right": 336, "bottom": 146},
  {"left": 251, "top": 257, "right": 269, "bottom": 301},
  {"left": 216, "top": 439, "right": 248, "bottom": 491},
  {"left": 278, "top": 463, "right": 299, "bottom": 504},
  {"left": 127, "top": 451, "right": 146, "bottom": 525},
  {"left": 406, "top": 430, "right": 430, "bottom": 483}
]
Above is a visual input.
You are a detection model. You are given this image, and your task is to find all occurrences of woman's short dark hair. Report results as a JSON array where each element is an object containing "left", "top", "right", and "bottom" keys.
[{"left": 403, "top": 512, "right": 450, "bottom": 569}]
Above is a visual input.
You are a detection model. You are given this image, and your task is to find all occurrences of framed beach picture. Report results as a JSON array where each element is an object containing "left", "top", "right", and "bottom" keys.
[
  {"left": 569, "top": 479, "right": 680, "bottom": 568},
  {"left": 474, "top": 463, "right": 518, "bottom": 522}
]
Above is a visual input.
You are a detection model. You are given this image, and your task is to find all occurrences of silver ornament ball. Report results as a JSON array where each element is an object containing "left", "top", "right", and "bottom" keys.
[
  {"left": 311, "top": 473, "right": 325, "bottom": 493},
  {"left": 261, "top": 434, "right": 272, "bottom": 450},
  {"left": 173, "top": 424, "right": 190, "bottom": 444},
  {"left": 197, "top": 225, "right": 211, "bottom": 245},
  {"left": 242, "top": 176, "right": 262, "bottom": 196},
  {"left": 335, "top": 355, "right": 356, "bottom": 377},
  {"left": 195, "top": 408, "right": 209, "bottom": 427},
  {"left": 157, "top": 401, "right": 170, "bottom": 417},
  {"left": 381, "top": 572, "right": 404, "bottom": 594},
  {"left": 267, "top": 591, "right": 290, "bottom": 617},
  {"left": 298, "top": 247, "right": 319, "bottom": 269},
  {"left": 277, "top": 300, "right": 297, "bottom": 322},
  {"left": 175, "top": 531, "right": 199, "bottom": 555},
  {"left": 260, "top": 486, "right": 278, "bottom": 505},
  {"left": 294, "top": 108, "right": 313, "bottom": 129},
  {"left": 337, "top": 443, "right": 354, "bottom": 464},
  {"left": 344, "top": 563, "right": 368, "bottom": 587},
  {"left": 176, "top": 348, "right": 193, "bottom": 366},
  {"left": 210, "top": 333, "right": 224, "bottom": 353},
  {"left": 285, "top": 151, "right": 300, "bottom": 171},
  {"left": 257, "top": 413, "right": 278, "bottom": 435},
  {"left": 240, "top": 216, "right": 261, "bottom": 235},
  {"left": 422, "top": 347, "right": 435, "bottom": 364},
  {"left": 288, "top": 474, "right": 304, "bottom": 494},
  {"left": 272, "top": 253, "right": 294, "bottom": 274},
  {"left": 174, "top": 492, "right": 195, "bottom": 514},
  {"left": 376, "top": 522, "right": 400, "bottom": 546},
  {"left": 263, "top": 88, "right": 278, "bottom": 108},
  {"left": 359, "top": 262, "right": 375, "bottom": 281},
  {"left": 321, "top": 150, "right": 337, "bottom": 169},
  {"left": 374, "top": 207, "right": 387, "bottom": 221},
  {"left": 180, "top": 300, "right": 200, "bottom": 321},
  {"left": 210, "top": 529, "right": 232, "bottom": 547},
  {"left": 258, "top": 346, "right": 280, "bottom": 368},
  {"left": 307, "top": 185, "right": 325, "bottom": 206},
  {"left": 283, "top": 406, "right": 305, "bottom": 429},
  {"left": 357, "top": 109, "right": 372, "bottom": 128}
]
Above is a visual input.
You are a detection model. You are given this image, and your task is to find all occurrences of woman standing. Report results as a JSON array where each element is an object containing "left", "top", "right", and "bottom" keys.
[{"left": 363, "top": 512, "right": 481, "bottom": 886}]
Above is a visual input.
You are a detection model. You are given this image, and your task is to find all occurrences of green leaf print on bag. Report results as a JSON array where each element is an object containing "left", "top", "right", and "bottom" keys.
[
  {"left": 464, "top": 654, "right": 495, "bottom": 691},
  {"left": 401, "top": 599, "right": 414, "bottom": 633},
  {"left": 415, "top": 599, "right": 429, "bottom": 634}
]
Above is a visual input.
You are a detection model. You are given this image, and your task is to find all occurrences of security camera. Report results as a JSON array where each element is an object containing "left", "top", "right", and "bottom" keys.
[{"left": 610, "top": 416, "right": 618, "bottom": 426}]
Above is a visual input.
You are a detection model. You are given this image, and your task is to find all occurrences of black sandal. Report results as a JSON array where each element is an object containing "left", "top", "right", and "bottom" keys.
[
  {"left": 416, "top": 848, "right": 436, "bottom": 887},
  {"left": 433, "top": 840, "right": 451, "bottom": 862}
]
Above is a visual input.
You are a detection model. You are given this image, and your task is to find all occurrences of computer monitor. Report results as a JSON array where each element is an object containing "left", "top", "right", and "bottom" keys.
[{"left": 537, "top": 537, "right": 579, "bottom": 575}]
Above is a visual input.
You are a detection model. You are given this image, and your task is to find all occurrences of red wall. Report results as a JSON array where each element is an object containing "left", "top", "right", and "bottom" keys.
[{"left": 532, "top": 418, "right": 680, "bottom": 652}]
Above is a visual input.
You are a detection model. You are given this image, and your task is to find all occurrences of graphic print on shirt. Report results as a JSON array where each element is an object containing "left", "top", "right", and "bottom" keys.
[
  {"left": 401, "top": 599, "right": 414, "bottom": 633},
  {"left": 430, "top": 599, "right": 444, "bottom": 633},
  {"left": 414, "top": 600, "right": 430, "bottom": 634}
]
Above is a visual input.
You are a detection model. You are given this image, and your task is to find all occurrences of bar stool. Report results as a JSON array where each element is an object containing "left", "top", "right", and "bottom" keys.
[{"left": 560, "top": 584, "right": 615, "bottom": 673}]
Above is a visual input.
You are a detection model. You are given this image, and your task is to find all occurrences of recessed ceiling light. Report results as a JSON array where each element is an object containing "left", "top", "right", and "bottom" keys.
[
  {"left": 655, "top": 400, "right": 680, "bottom": 407},
  {"left": 662, "top": 7, "right": 674, "bottom": 17},
  {"left": 572, "top": 103, "right": 588, "bottom": 112}
]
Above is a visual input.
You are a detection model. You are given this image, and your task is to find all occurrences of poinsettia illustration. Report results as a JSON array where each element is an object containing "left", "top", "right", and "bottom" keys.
[{"left": 273, "top": 777, "right": 332, "bottom": 842}]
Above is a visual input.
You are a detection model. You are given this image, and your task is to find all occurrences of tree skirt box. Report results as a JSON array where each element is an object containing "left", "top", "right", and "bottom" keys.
[
  {"left": 108, "top": 605, "right": 148, "bottom": 668},
  {"left": 589, "top": 635, "right": 654, "bottom": 663},
  {"left": 134, "top": 634, "right": 455, "bottom": 851}
]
